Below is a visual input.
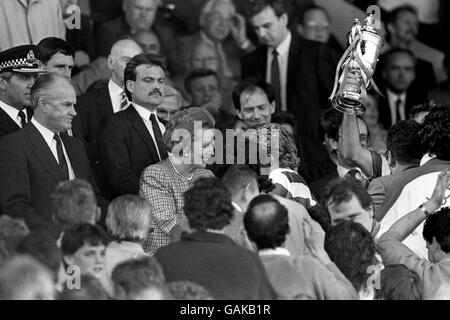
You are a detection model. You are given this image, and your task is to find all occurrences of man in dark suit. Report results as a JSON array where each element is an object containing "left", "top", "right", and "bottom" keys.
[
  {"left": 242, "top": 0, "right": 338, "bottom": 182},
  {"left": 0, "top": 45, "right": 44, "bottom": 140},
  {"left": 73, "top": 39, "right": 143, "bottom": 197},
  {"left": 98, "top": 53, "right": 168, "bottom": 198},
  {"left": 0, "top": 73, "right": 103, "bottom": 237},
  {"left": 95, "top": 0, "right": 174, "bottom": 58},
  {"left": 377, "top": 48, "right": 428, "bottom": 130}
]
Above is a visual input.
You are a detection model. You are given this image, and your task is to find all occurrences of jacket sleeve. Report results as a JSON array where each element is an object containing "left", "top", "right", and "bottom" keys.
[
  {"left": 368, "top": 178, "right": 387, "bottom": 219},
  {"left": 0, "top": 136, "right": 50, "bottom": 231},
  {"left": 98, "top": 116, "right": 140, "bottom": 196}
]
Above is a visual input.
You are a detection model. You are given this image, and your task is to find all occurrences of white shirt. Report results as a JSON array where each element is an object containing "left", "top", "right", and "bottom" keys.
[
  {"left": 386, "top": 89, "right": 406, "bottom": 126},
  {"left": 379, "top": 155, "right": 448, "bottom": 260},
  {"left": 31, "top": 118, "right": 75, "bottom": 180},
  {"left": 132, "top": 103, "right": 166, "bottom": 161},
  {"left": 108, "top": 79, "right": 128, "bottom": 114},
  {"left": 259, "top": 247, "right": 291, "bottom": 257},
  {"left": 0, "top": 99, "right": 29, "bottom": 128},
  {"left": 266, "top": 31, "right": 291, "bottom": 112}
]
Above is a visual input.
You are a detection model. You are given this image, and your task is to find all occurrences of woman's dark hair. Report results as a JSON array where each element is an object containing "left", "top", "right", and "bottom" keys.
[
  {"left": 61, "top": 224, "right": 110, "bottom": 256},
  {"left": 184, "top": 177, "right": 234, "bottom": 231},
  {"left": 423, "top": 207, "right": 450, "bottom": 253},
  {"left": 386, "top": 120, "right": 422, "bottom": 165},
  {"left": 325, "top": 221, "right": 378, "bottom": 292}
]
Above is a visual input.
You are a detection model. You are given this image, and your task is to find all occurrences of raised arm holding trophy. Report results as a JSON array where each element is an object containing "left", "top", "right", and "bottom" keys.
[{"left": 329, "top": 13, "right": 384, "bottom": 114}]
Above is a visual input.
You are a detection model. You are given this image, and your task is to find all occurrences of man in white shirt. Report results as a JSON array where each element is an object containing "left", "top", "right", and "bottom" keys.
[
  {"left": 98, "top": 53, "right": 168, "bottom": 198},
  {"left": 0, "top": 73, "right": 102, "bottom": 237},
  {"left": 0, "top": 45, "right": 45, "bottom": 140}
]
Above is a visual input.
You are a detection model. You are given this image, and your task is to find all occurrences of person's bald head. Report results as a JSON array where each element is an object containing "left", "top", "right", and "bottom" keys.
[
  {"left": 30, "top": 73, "right": 77, "bottom": 133},
  {"left": 244, "top": 194, "right": 289, "bottom": 250},
  {"left": 132, "top": 30, "right": 161, "bottom": 55},
  {"left": 108, "top": 39, "right": 143, "bottom": 87}
]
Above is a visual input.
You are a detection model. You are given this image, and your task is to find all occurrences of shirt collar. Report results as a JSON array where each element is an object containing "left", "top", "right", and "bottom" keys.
[
  {"left": 31, "top": 117, "right": 57, "bottom": 146},
  {"left": 0, "top": 99, "right": 20, "bottom": 121},
  {"left": 386, "top": 89, "right": 406, "bottom": 104},
  {"left": 272, "top": 31, "right": 291, "bottom": 57},
  {"left": 420, "top": 153, "right": 437, "bottom": 166},
  {"left": 231, "top": 201, "right": 243, "bottom": 213},
  {"left": 108, "top": 79, "right": 124, "bottom": 97},
  {"left": 132, "top": 103, "right": 157, "bottom": 121},
  {"left": 259, "top": 247, "right": 290, "bottom": 257}
]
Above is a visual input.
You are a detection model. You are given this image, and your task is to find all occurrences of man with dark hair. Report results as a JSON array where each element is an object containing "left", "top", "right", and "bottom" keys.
[
  {"left": 0, "top": 73, "right": 103, "bottom": 237},
  {"left": 37, "top": 37, "right": 75, "bottom": 78},
  {"left": 72, "top": 39, "right": 142, "bottom": 198},
  {"left": 377, "top": 48, "right": 428, "bottom": 129},
  {"left": 184, "top": 68, "right": 236, "bottom": 132},
  {"left": 244, "top": 194, "right": 357, "bottom": 299},
  {"left": 310, "top": 108, "right": 389, "bottom": 202},
  {"left": 155, "top": 177, "right": 276, "bottom": 300},
  {"left": 368, "top": 120, "right": 423, "bottom": 216},
  {"left": 325, "top": 220, "right": 379, "bottom": 299},
  {"left": 325, "top": 176, "right": 380, "bottom": 238},
  {"left": 382, "top": 4, "right": 438, "bottom": 95},
  {"left": 242, "top": 0, "right": 338, "bottom": 181},
  {"left": 61, "top": 223, "right": 112, "bottom": 296},
  {"left": 232, "top": 77, "right": 275, "bottom": 130},
  {"left": 408, "top": 102, "right": 436, "bottom": 124},
  {"left": 378, "top": 171, "right": 450, "bottom": 299},
  {"left": 380, "top": 107, "right": 450, "bottom": 259},
  {"left": 0, "top": 45, "right": 44, "bottom": 140},
  {"left": 98, "top": 53, "right": 168, "bottom": 197}
]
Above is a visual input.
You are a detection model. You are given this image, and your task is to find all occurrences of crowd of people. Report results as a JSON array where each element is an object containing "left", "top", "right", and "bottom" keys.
[{"left": 0, "top": 0, "right": 449, "bottom": 300}]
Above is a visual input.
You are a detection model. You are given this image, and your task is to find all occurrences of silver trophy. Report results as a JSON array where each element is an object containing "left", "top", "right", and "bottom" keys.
[{"left": 329, "top": 13, "right": 384, "bottom": 114}]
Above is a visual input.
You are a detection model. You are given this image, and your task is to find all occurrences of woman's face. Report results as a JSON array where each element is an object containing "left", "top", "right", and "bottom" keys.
[
  {"left": 190, "top": 128, "right": 215, "bottom": 168},
  {"left": 65, "top": 243, "right": 106, "bottom": 278}
]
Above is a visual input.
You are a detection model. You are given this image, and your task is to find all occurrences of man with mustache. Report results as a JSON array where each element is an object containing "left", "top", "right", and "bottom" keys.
[
  {"left": 0, "top": 73, "right": 102, "bottom": 237},
  {"left": 98, "top": 53, "right": 168, "bottom": 198}
]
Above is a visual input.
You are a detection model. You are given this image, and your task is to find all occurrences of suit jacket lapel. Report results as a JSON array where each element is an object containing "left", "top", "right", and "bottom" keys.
[
  {"left": 98, "top": 85, "right": 114, "bottom": 115},
  {"left": 60, "top": 133, "right": 83, "bottom": 178},
  {"left": 126, "top": 106, "right": 160, "bottom": 163},
  {"left": 25, "top": 123, "right": 64, "bottom": 183},
  {"left": 0, "top": 107, "right": 20, "bottom": 134}
]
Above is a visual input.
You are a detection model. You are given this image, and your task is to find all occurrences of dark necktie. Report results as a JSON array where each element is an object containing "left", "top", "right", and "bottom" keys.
[
  {"left": 395, "top": 98, "right": 402, "bottom": 124},
  {"left": 150, "top": 114, "right": 167, "bottom": 161},
  {"left": 120, "top": 91, "right": 129, "bottom": 110},
  {"left": 18, "top": 110, "right": 26, "bottom": 128},
  {"left": 53, "top": 134, "right": 69, "bottom": 180},
  {"left": 271, "top": 49, "right": 282, "bottom": 112}
]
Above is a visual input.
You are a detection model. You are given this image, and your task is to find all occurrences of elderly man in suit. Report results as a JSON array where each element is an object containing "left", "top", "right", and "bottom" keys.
[
  {"left": 73, "top": 39, "right": 143, "bottom": 198},
  {"left": 0, "top": 73, "right": 102, "bottom": 237},
  {"left": 242, "top": 0, "right": 338, "bottom": 182},
  {"left": 98, "top": 53, "right": 168, "bottom": 198},
  {"left": 0, "top": 45, "right": 44, "bottom": 140},
  {"left": 95, "top": 0, "right": 174, "bottom": 58}
]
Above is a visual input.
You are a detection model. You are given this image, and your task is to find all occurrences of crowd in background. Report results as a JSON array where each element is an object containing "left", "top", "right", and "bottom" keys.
[{"left": 0, "top": 0, "right": 449, "bottom": 300}]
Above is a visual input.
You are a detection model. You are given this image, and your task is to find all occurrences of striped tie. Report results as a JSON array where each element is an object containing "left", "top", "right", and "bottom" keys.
[{"left": 120, "top": 91, "right": 129, "bottom": 110}]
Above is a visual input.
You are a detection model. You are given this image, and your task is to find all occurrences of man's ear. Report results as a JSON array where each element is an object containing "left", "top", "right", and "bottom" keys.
[
  {"left": 126, "top": 80, "right": 135, "bottom": 96},
  {"left": 386, "top": 23, "right": 395, "bottom": 39},
  {"left": 236, "top": 110, "right": 243, "bottom": 120},
  {"left": 63, "top": 255, "right": 74, "bottom": 266},
  {"left": 107, "top": 55, "right": 114, "bottom": 71},
  {"left": 94, "top": 206, "right": 101, "bottom": 224},
  {"left": 270, "top": 101, "right": 276, "bottom": 114},
  {"left": 280, "top": 13, "right": 289, "bottom": 28},
  {"left": 0, "top": 77, "right": 8, "bottom": 91},
  {"left": 432, "top": 237, "right": 442, "bottom": 252},
  {"left": 387, "top": 150, "right": 396, "bottom": 167},
  {"left": 325, "top": 134, "right": 338, "bottom": 151},
  {"left": 368, "top": 206, "right": 374, "bottom": 219}
]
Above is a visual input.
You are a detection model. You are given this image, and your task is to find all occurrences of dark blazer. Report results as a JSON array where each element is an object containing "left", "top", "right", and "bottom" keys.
[
  {"left": 377, "top": 88, "right": 427, "bottom": 130},
  {"left": 0, "top": 106, "right": 33, "bottom": 140},
  {"left": 0, "top": 123, "right": 102, "bottom": 237},
  {"left": 95, "top": 15, "right": 174, "bottom": 57},
  {"left": 72, "top": 84, "right": 114, "bottom": 197},
  {"left": 242, "top": 35, "right": 339, "bottom": 180},
  {"left": 98, "top": 105, "right": 167, "bottom": 198},
  {"left": 155, "top": 231, "right": 277, "bottom": 300}
]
